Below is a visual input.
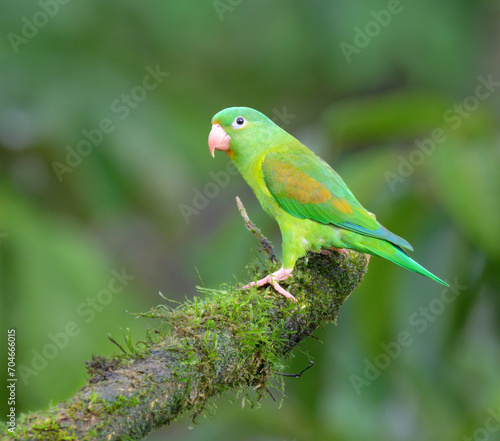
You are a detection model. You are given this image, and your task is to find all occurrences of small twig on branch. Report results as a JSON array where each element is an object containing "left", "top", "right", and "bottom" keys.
[{"left": 236, "top": 196, "right": 278, "bottom": 264}]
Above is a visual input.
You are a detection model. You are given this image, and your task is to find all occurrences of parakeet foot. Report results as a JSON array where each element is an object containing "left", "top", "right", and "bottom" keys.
[
  {"left": 321, "top": 247, "right": 349, "bottom": 258},
  {"left": 243, "top": 266, "right": 295, "bottom": 301}
]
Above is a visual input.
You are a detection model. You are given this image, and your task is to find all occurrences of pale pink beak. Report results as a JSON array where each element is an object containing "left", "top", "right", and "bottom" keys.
[{"left": 208, "top": 123, "right": 231, "bottom": 157}]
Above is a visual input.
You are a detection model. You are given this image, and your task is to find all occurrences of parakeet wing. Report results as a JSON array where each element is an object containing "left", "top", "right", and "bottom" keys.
[{"left": 262, "top": 151, "right": 413, "bottom": 251}]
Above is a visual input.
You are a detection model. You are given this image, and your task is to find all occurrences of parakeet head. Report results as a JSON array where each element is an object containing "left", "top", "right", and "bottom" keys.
[{"left": 208, "top": 107, "right": 286, "bottom": 161}]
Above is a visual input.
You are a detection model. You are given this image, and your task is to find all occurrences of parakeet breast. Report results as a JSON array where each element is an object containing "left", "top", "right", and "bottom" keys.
[{"left": 231, "top": 151, "right": 282, "bottom": 217}]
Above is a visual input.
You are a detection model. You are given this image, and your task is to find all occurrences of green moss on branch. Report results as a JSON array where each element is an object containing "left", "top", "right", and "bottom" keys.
[{"left": 2, "top": 201, "right": 368, "bottom": 441}]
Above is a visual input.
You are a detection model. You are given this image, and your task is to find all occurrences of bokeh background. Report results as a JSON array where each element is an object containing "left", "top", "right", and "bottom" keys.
[{"left": 1, "top": 1, "right": 500, "bottom": 440}]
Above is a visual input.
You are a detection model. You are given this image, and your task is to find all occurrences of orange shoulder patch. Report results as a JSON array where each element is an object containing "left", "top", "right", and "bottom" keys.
[{"left": 273, "top": 161, "right": 331, "bottom": 205}]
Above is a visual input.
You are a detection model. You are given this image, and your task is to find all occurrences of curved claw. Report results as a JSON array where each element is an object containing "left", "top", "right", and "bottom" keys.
[
  {"left": 243, "top": 266, "right": 295, "bottom": 301},
  {"left": 271, "top": 281, "right": 296, "bottom": 301}
]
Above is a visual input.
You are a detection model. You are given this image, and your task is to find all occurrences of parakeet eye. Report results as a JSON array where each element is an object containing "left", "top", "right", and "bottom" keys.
[{"left": 231, "top": 116, "right": 247, "bottom": 129}]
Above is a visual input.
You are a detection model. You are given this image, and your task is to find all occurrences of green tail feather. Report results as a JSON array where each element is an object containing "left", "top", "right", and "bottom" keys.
[{"left": 360, "top": 238, "right": 449, "bottom": 287}]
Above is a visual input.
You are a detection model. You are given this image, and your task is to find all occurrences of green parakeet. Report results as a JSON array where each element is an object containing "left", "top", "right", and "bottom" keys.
[{"left": 208, "top": 107, "right": 448, "bottom": 299}]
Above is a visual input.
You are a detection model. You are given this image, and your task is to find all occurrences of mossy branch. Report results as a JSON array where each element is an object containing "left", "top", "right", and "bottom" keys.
[{"left": 2, "top": 199, "right": 369, "bottom": 441}]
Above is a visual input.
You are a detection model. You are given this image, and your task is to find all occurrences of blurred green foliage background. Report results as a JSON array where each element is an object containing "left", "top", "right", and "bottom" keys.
[{"left": 1, "top": 0, "right": 499, "bottom": 440}]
